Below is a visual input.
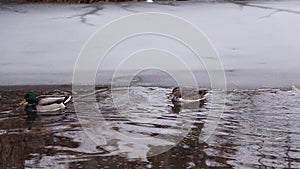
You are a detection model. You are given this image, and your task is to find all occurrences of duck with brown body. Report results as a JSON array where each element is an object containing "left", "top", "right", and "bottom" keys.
[{"left": 168, "top": 87, "right": 208, "bottom": 106}]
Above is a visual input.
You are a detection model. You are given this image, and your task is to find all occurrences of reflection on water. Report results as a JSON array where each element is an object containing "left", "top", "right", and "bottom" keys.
[
  {"left": 0, "top": 86, "right": 300, "bottom": 168},
  {"left": 207, "top": 89, "right": 300, "bottom": 168},
  {"left": 92, "top": 87, "right": 208, "bottom": 160}
]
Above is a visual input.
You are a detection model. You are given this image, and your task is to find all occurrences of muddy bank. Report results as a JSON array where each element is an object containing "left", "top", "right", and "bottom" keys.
[{"left": 0, "top": 0, "right": 246, "bottom": 3}]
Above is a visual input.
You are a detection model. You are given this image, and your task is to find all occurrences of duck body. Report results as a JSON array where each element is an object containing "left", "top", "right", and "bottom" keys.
[
  {"left": 20, "top": 92, "right": 72, "bottom": 113},
  {"left": 168, "top": 87, "right": 208, "bottom": 105}
]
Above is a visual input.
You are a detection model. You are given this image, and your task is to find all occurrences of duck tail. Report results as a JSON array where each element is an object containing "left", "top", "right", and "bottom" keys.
[{"left": 63, "top": 96, "right": 72, "bottom": 105}]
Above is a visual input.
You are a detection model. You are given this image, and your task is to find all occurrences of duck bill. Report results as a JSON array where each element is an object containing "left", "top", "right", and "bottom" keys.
[
  {"left": 19, "top": 99, "right": 27, "bottom": 105},
  {"left": 168, "top": 94, "right": 175, "bottom": 100}
]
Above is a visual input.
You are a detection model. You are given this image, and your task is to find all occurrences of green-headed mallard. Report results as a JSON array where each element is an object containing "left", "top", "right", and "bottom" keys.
[
  {"left": 19, "top": 92, "right": 72, "bottom": 113},
  {"left": 168, "top": 87, "right": 208, "bottom": 104}
]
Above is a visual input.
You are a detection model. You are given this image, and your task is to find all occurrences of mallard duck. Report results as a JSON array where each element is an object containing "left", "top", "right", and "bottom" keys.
[
  {"left": 19, "top": 92, "right": 72, "bottom": 113},
  {"left": 168, "top": 87, "right": 208, "bottom": 104}
]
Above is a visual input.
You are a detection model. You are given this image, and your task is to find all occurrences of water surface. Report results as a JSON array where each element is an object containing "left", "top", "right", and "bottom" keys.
[{"left": 0, "top": 85, "right": 299, "bottom": 168}]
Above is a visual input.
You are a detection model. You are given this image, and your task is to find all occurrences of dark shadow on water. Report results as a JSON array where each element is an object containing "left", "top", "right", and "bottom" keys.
[{"left": 25, "top": 112, "right": 37, "bottom": 130}]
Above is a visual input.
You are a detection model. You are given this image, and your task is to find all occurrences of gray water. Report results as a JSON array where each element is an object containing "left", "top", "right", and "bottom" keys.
[{"left": 0, "top": 85, "right": 299, "bottom": 168}]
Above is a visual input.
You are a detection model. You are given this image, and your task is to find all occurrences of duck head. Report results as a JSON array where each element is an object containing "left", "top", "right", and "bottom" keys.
[
  {"left": 198, "top": 89, "right": 208, "bottom": 99},
  {"left": 19, "top": 92, "right": 37, "bottom": 105},
  {"left": 168, "top": 87, "right": 182, "bottom": 102}
]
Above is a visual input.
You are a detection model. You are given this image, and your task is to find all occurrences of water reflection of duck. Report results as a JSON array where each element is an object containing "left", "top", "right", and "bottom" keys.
[
  {"left": 168, "top": 87, "right": 208, "bottom": 105},
  {"left": 25, "top": 111, "right": 37, "bottom": 130},
  {"left": 19, "top": 92, "right": 72, "bottom": 114}
]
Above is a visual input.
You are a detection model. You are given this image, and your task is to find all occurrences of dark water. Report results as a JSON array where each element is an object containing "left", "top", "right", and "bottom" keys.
[{"left": 0, "top": 86, "right": 299, "bottom": 168}]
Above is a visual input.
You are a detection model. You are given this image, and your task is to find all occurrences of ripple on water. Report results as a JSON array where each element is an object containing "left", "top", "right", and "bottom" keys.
[
  {"left": 81, "top": 86, "right": 208, "bottom": 160},
  {"left": 207, "top": 89, "right": 300, "bottom": 168},
  {"left": 0, "top": 86, "right": 300, "bottom": 168}
]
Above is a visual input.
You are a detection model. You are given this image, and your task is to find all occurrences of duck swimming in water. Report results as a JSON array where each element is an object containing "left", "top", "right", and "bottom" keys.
[
  {"left": 168, "top": 87, "right": 208, "bottom": 104},
  {"left": 19, "top": 92, "right": 72, "bottom": 113}
]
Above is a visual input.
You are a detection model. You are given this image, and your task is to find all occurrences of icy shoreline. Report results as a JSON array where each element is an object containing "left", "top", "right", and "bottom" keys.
[{"left": 1, "top": 1, "right": 300, "bottom": 88}]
